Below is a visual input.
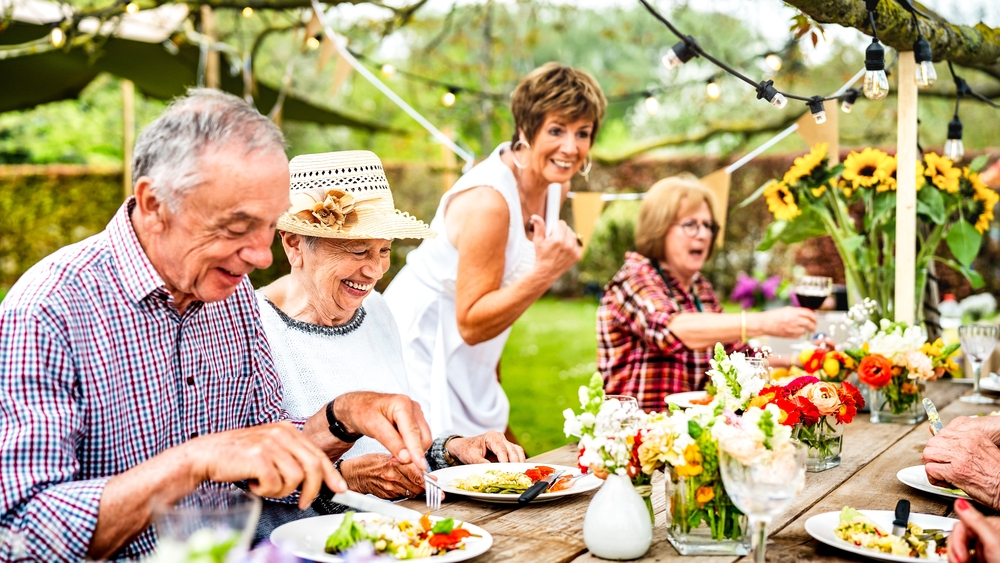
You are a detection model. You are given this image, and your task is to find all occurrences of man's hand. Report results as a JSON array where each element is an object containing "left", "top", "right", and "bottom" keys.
[
  {"left": 948, "top": 498, "right": 1000, "bottom": 563},
  {"left": 187, "top": 422, "right": 344, "bottom": 509},
  {"left": 340, "top": 454, "right": 426, "bottom": 499},
  {"left": 334, "top": 392, "right": 433, "bottom": 470},
  {"left": 922, "top": 419, "right": 1000, "bottom": 511},
  {"left": 449, "top": 431, "right": 526, "bottom": 464}
]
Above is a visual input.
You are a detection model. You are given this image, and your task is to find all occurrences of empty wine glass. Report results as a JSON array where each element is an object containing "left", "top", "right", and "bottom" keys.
[
  {"left": 959, "top": 325, "right": 1000, "bottom": 404},
  {"left": 719, "top": 441, "right": 807, "bottom": 563},
  {"left": 604, "top": 395, "right": 639, "bottom": 410},
  {"left": 152, "top": 487, "right": 261, "bottom": 563},
  {"left": 746, "top": 356, "right": 771, "bottom": 382}
]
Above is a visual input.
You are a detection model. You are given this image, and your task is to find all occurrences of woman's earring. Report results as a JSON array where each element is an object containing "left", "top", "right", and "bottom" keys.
[
  {"left": 578, "top": 155, "right": 592, "bottom": 180},
  {"left": 511, "top": 139, "right": 530, "bottom": 170}
]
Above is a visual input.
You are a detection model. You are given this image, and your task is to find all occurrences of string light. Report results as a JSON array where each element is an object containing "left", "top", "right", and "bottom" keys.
[
  {"left": 755, "top": 80, "right": 787, "bottom": 109},
  {"left": 125, "top": 2, "right": 139, "bottom": 14},
  {"left": 661, "top": 38, "right": 698, "bottom": 70},
  {"left": 862, "top": 0, "right": 889, "bottom": 100},
  {"left": 242, "top": 7, "right": 253, "bottom": 17},
  {"left": 643, "top": 93, "right": 659, "bottom": 115},
  {"left": 840, "top": 88, "right": 860, "bottom": 113},
  {"left": 306, "top": 36, "right": 320, "bottom": 50},
  {"left": 49, "top": 26, "right": 65, "bottom": 47},
  {"left": 912, "top": 37, "right": 936, "bottom": 89},
  {"left": 807, "top": 97, "right": 827, "bottom": 124},
  {"left": 944, "top": 116, "right": 964, "bottom": 161},
  {"left": 705, "top": 78, "right": 721, "bottom": 100},
  {"left": 764, "top": 53, "right": 782, "bottom": 72},
  {"left": 380, "top": 64, "right": 396, "bottom": 78},
  {"left": 442, "top": 88, "right": 457, "bottom": 107}
]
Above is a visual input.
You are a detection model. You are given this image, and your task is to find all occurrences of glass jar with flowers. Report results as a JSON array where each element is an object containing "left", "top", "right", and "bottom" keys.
[{"left": 848, "top": 319, "right": 961, "bottom": 424}]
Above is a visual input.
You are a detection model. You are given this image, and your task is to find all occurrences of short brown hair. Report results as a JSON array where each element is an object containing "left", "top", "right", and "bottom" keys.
[
  {"left": 634, "top": 174, "right": 719, "bottom": 262},
  {"left": 510, "top": 63, "right": 607, "bottom": 146}
]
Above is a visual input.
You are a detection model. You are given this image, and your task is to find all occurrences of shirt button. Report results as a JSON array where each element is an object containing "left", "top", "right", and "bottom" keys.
[{"left": 186, "top": 376, "right": 195, "bottom": 386}]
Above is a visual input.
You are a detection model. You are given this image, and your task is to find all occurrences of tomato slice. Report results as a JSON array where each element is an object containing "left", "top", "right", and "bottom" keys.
[
  {"left": 536, "top": 466, "right": 555, "bottom": 476},
  {"left": 524, "top": 469, "right": 542, "bottom": 482},
  {"left": 429, "top": 528, "right": 472, "bottom": 549}
]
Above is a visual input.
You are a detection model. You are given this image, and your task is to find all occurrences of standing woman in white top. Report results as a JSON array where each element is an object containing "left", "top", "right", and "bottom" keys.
[{"left": 384, "top": 63, "right": 607, "bottom": 441}]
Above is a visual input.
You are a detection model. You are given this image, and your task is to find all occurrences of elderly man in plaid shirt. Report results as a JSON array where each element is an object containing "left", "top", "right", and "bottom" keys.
[{"left": 0, "top": 90, "right": 433, "bottom": 561}]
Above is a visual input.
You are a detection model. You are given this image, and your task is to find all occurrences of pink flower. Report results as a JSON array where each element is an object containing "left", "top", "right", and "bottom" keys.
[{"left": 798, "top": 382, "right": 841, "bottom": 416}]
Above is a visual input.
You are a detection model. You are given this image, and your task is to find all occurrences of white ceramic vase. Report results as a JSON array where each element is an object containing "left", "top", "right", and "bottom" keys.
[{"left": 583, "top": 473, "right": 652, "bottom": 560}]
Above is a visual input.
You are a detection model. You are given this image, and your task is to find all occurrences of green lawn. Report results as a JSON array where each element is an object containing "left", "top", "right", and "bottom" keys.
[{"left": 501, "top": 297, "right": 598, "bottom": 456}]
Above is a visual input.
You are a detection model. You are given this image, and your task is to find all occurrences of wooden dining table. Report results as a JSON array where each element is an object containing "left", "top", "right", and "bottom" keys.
[{"left": 399, "top": 379, "right": 996, "bottom": 562}]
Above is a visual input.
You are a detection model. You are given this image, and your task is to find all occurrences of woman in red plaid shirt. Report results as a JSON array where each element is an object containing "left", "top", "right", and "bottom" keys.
[{"left": 597, "top": 175, "right": 818, "bottom": 411}]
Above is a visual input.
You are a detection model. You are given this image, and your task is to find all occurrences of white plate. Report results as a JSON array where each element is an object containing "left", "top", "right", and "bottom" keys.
[
  {"left": 270, "top": 513, "right": 492, "bottom": 562},
  {"left": 804, "top": 509, "right": 954, "bottom": 562},
  {"left": 429, "top": 463, "right": 602, "bottom": 504},
  {"left": 897, "top": 465, "right": 970, "bottom": 500},
  {"left": 664, "top": 391, "right": 712, "bottom": 409}
]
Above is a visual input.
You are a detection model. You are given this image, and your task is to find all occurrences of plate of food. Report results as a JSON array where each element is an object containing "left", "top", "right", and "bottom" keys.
[
  {"left": 428, "top": 463, "right": 602, "bottom": 504},
  {"left": 664, "top": 391, "right": 713, "bottom": 409},
  {"left": 897, "top": 466, "right": 970, "bottom": 500},
  {"left": 804, "top": 507, "right": 953, "bottom": 561},
  {"left": 270, "top": 511, "right": 492, "bottom": 562}
]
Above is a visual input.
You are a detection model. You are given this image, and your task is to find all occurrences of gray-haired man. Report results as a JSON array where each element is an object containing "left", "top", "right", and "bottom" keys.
[{"left": 0, "top": 89, "right": 432, "bottom": 561}]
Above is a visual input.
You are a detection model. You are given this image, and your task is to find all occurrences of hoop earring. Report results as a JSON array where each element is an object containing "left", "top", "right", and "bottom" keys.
[
  {"left": 578, "top": 155, "right": 592, "bottom": 179},
  {"left": 511, "top": 139, "right": 530, "bottom": 170}
]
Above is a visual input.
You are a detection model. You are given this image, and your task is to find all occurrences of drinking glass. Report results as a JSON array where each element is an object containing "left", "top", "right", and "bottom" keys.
[
  {"left": 719, "top": 441, "right": 807, "bottom": 563},
  {"left": 959, "top": 325, "right": 1000, "bottom": 404},
  {"left": 152, "top": 487, "right": 262, "bottom": 563},
  {"left": 746, "top": 357, "right": 771, "bottom": 382},
  {"left": 792, "top": 276, "right": 832, "bottom": 346},
  {"left": 604, "top": 395, "right": 639, "bottom": 409}
]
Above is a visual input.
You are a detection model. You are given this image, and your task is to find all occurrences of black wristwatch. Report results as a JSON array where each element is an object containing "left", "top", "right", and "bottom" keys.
[{"left": 325, "top": 398, "right": 363, "bottom": 443}]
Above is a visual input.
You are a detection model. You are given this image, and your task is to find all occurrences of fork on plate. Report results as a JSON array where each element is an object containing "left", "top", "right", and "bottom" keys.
[{"left": 423, "top": 470, "right": 443, "bottom": 511}]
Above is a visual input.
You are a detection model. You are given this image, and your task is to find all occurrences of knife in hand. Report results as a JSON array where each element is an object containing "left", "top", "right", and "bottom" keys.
[
  {"left": 518, "top": 469, "right": 566, "bottom": 505},
  {"left": 922, "top": 398, "right": 944, "bottom": 435},
  {"left": 891, "top": 499, "right": 911, "bottom": 537}
]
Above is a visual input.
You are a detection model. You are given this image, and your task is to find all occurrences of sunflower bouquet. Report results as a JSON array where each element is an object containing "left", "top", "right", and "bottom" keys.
[{"left": 747, "top": 144, "right": 997, "bottom": 321}]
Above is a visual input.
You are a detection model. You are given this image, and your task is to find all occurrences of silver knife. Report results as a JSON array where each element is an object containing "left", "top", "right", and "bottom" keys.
[
  {"left": 331, "top": 490, "right": 424, "bottom": 521},
  {"left": 923, "top": 398, "right": 945, "bottom": 435},
  {"left": 891, "top": 499, "right": 910, "bottom": 537},
  {"left": 518, "top": 469, "right": 566, "bottom": 505}
]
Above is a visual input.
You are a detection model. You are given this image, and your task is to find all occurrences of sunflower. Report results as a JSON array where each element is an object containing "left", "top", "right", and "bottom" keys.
[
  {"left": 783, "top": 143, "right": 828, "bottom": 186},
  {"left": 922, "top": 152, "right": 961, "bottom": 194},
  {"left": 811, "top": 185, "right": 827, "bottom": 198},
  {"left": 842, "top": 148, "right": 893, "bottom": 191},
  {"left": 876, "top": 155, "right": 898, "bottom": 193},
  {"left": 970, "top": 170, "right": 999, "bottom": 233},
  {"left": 764, "top": 180, "right": 801, "bottom": 221},
  {"left": 838, "top": 178, "right": 855, "bottom": 198}
]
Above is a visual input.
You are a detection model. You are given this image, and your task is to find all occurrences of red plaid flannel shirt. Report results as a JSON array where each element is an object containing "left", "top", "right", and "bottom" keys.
[{"left": 597, "top": 252, "right": 740, "bottom": 411}]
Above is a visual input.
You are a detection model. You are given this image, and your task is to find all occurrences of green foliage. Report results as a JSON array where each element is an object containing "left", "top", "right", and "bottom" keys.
[
  {"left": 946, "top": 220, "right": 982, "bottom": 268},
  {"left": 578, "top": 200, "right": 640, "bottom": 287}
]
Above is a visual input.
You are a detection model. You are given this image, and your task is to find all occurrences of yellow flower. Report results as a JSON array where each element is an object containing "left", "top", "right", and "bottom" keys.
[
  {"left": 923, "top": 153, "right": 961, "bottom": 194},
  {"left": 822, "top": 356, "right": 841, "bottom": 378},
  {"left": 783, "top": 143, "right": 828, "bottom": 186},
  {"left": 674, "top": 444, "right": 704, "bottom": 477},
  {"left": 696, "top": 486, "right": 715, "bottom": 506},
  {"left": 842, "top": 148, "right": 893, "bottom": 191},
  {"left": 972, "top": 180, "right": 999, "bottom": 234},
  {"left": 763, "top": 181, "right": 801, "bottom": 221},
  {"left": 921, "top": 338, "right": 944, "bottom": 357},
  {"left": 811, "top": 185, "right": 827, "bottom": 198},
  {"left": 876, "top": 155, "right": 898, "bottom": 193}
]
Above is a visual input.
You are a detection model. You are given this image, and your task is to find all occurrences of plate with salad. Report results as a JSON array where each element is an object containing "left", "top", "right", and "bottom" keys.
[
  {"left": 804, "top": 507, "right": 954, "bottom": 561},
  {"left": 429, "top": 463, "right": 602, "bottom": 504},
  {"left": 270, "top": 511, "right": 492, "bottom": 562},
  {"left": 897, "top": 466, "right": 970, "bottom": 500}
]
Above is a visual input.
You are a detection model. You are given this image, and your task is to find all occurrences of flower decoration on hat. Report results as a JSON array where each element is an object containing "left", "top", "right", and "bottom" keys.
[{"left": 294, "top": 189, "right": 359, "bottom": 232}]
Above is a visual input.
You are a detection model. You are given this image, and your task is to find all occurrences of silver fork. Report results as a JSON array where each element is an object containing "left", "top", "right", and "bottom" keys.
[{"left": 423, "top": 470, "right": 443, "bottom": 511}]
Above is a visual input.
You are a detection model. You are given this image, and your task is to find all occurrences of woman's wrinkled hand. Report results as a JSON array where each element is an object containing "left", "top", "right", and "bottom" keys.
[
  {"left": 757, "top": 307, "right": 817, "bottom": 339},
  {"left": 340, "top": 453, "right": 426, "bottom": 500},
  {"left": 948, "top": 498, "right": 1000, "bottom": 563},
  {"left": 449, "top": 431, "right": 526, "bottom": 464},
  {"left": 529, "top": 215, "right": 582, "bottom": 284},
  {"left": 922, "top": 418, "right": 1000, "bottom": 511}
]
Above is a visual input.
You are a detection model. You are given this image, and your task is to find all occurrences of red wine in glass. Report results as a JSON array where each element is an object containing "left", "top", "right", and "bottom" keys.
[{"left": 794, "top": 291, "right": 828, "bottom": 311}]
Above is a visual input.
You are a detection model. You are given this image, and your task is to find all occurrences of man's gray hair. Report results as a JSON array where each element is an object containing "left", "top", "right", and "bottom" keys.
[{"left": 132, "top": 88, "right": 287, "bottom": 211}]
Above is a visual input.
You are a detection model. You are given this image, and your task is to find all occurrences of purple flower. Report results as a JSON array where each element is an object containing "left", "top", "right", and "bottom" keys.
[
  {"left": 760, "top": 276, "right": 782, "bottom": 301},
  {"left": 730, "top": 273, "right": 759, "bottom": 310}
]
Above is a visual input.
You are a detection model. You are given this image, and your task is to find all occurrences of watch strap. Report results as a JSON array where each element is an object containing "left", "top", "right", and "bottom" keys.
[{"left": 325, "top": 399, "right": 363, "bottom": 443}]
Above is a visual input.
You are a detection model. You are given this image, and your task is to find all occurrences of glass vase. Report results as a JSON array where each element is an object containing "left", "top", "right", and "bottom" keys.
[
  {"left": 793, "top": 415, "right": 844, "bottom": 472},
  {"left": 665, "top": 468, "right": 750, "bottom": 556},
  {"left": 869, "top": 379, "right": 926, "bottom": 424}
]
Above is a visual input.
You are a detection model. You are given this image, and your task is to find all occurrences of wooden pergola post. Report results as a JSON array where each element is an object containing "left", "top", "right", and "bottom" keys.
[
  {"left": 894, "top": 51, "right": 918, "bottom": 324},
  {"left": 122, "top": 79, "right": 135, "bottom": 199}
]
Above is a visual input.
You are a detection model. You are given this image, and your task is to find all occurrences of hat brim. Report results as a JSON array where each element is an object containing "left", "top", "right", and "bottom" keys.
[{"left": 277, "top": 208, "right": 436, "bottom": 240}]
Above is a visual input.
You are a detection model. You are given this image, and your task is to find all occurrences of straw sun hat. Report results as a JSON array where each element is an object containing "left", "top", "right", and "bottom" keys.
[{"left": 277, "top": 150, "right": 435, "bottom": 240}]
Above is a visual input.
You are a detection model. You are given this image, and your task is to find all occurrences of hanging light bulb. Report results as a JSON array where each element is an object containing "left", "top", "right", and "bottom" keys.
[
  {"left": 807, "top": 97, "right": 827, "bottom": 124},
  {"left": 756, "top": 80, "right": 787, "bottom": 109},
  {"left": 863, "top": 39, "right": 889, "bottom": 100},
  {"left": 943, "top": 116, "right": 964, "bottom": 161},
  {"left": 913, "top": 36, "right": 937, "bottom": 89},
  {"left": 661, "top": 38, "right": 698, "bottom": 70},
  {"left": 306, "top": 36, "right": 321, "bottom": 50},
  {"left": 242, "top": 7, "right": 253, "bottom": 17},
  {"left": 125, "top": 2, "right": 139, "bottom": 13},
  {"left": 49, "top": 26, "right": 65, "bottom": 47},
  {"left": 705, "top": 78, "right": 721, "bottom": 100},
  {"left": 841, "top": 88, "right": 860, "bottom": 113},
  {"left": 380, "top": 64, "right": 396, "bottom": 78},
  {"left": 643, "top": 93, "right": 659, "bottom": 115},
  {"left": 442, "top": 89, "right": 457, "bottom": 107},
  {"left": 764, "top": 53, "right": 783, "bottom": 72}
]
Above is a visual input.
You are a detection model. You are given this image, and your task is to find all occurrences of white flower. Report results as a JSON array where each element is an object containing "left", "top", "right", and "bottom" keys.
[{"left": 900, "top": 350, "right": 935, "bottom": 381}]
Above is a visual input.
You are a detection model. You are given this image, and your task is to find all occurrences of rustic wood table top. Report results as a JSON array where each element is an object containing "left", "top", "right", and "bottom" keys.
[{"left": 398, "top": 380, "right": 996, "bottom": 562}]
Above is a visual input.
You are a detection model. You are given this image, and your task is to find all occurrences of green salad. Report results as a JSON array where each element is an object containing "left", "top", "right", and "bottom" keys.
[{"left": 834, "top": 507, "right": 947, "bottom": 559}]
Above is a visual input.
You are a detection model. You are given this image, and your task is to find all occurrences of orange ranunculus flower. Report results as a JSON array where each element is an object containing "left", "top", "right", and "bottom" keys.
[
  {"left": 858, "top": 354, "right": 893, "bottom": 388},
  {"left": 696, "top": 486, "right": 715, "bottom": 506},
  {"left": 675, "top": 444, "right": 704, "bottom": 477}
]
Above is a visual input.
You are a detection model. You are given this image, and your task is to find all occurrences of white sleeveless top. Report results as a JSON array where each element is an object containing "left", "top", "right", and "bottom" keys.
[{"left": 383, "top": 143, "right": 560, "bottom": 436}]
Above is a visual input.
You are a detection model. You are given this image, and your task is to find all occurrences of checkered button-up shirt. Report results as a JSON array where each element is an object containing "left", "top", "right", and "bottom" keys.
[
  {"left": 0, "top": 200, "right": 286, "bottom": 561},
  {"left": 598, "top": 252, "right": 738, "bottom": 411}
]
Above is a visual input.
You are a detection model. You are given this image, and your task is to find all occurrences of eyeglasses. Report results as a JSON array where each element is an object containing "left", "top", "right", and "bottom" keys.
[{"left": 675, "top": 220, "right": 720, "bottom": 238}]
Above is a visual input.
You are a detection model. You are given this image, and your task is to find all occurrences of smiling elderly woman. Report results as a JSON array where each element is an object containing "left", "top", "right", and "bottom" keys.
[
  {"left": 597, "top": 174, "right": 819, "bottom": 411},
  {"left": 255, "top": 151, "right": 523, "bottom": 538}
]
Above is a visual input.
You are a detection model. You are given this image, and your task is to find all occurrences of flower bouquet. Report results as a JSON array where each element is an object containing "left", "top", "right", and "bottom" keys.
[
  {"left": 849, "top": 319, "right": 960, "bottom": 423},
  {"left": 750, "top": 376, "right": 864, "bottom": 471},
  {"left": 730, "top": 272, "right": 785, "bottom": 311}
]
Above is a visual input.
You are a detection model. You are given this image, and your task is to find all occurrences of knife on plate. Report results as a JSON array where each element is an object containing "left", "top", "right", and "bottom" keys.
[
  {"left": 331, "top": 489, "right": 425, "bottom": 521},
  {"left": 518, "top": 469, "right": 566, "bottom": 505},
  {"left": 891, "top": 499, "right": 911, "bottom": 537},
  {"left": 922, "top": 398, "right": 945, "bottom": 435}
]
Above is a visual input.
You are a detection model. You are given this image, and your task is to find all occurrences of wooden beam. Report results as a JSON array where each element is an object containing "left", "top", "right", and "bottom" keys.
[
  {"left": 122, "top": 79, "right": 135, "bottom": 200},
  {"left": 895, "top": 52, "right": 918, "bottom": 324}
]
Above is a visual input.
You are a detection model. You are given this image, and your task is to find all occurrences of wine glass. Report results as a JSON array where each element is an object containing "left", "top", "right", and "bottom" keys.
[
  {"left": 719, "top": 441, "right": 807, "bottom": 563},
  {"left": 959, "top": 325, "right": 1000, "bottom": 404},
  {"left": 604, "top": 395, "right": 639, "bottom": 409},
  {"left": 746, "top": 356, "right": 771, "bottom": 382},
  {"left": 152, "top": 487, "right": 262, "bottom": 562},
  {"left": 792, "top": 276, "right": 833, "bottom": 347}
]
